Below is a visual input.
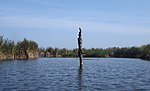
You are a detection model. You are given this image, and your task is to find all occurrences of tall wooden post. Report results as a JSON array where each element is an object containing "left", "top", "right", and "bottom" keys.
[{"left": 78, "top": 27, "right": 83, "bottom": 66}]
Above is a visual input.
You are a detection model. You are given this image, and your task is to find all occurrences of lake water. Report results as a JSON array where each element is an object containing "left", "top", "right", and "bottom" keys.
[{"left": 0, "top": 58, "right": 150, "bottom": 91}]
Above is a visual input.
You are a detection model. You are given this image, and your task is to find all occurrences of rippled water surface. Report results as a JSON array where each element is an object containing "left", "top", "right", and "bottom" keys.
[{"left": 0, "top": 58, "right": 150, "bottom": 91}]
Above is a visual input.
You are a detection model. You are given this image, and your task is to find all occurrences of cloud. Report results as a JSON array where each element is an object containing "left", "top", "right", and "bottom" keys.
[
  {"left": 0, "top": 16, "right": 150, "bottom": 34},
  {"left": 0, "top": 0, "right": 150, "bottom": 34}
]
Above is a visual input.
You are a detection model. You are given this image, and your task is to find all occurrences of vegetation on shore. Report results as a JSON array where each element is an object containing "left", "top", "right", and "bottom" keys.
[
  {"left": 0, "top": 36, "right": 38, "bottom": 60},
  {"left": 39, "top": 45, "right": 150, "bottom": 61},
  {"left": 0, "top": 35, "right": 150, "bottom": 61}
]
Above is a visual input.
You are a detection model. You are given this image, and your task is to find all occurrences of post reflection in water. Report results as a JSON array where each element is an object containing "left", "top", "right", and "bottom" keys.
[{"left": 78, "top": 65, "right": 84, "bottom": 91}]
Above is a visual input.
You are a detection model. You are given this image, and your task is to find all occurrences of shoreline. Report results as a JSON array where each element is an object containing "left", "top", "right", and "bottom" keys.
[{"left": 0, "top": 57, "right": 149, "bottom": 61}]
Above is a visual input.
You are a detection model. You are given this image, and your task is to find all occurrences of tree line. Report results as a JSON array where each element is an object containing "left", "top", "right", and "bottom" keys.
[
  {"left": 0, "top": 35, "right": 150, "bottom": 61},
  {"left": 0, "top": 36, "right": 38, "bottom": 60},
  {"left": 39, "top": 45, "right": 150, "bottom": 61}
]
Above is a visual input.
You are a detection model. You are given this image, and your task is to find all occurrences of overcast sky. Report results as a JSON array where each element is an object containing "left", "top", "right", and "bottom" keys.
[{"left": 0, "top": 0, "right": 150, "bottom": 49}]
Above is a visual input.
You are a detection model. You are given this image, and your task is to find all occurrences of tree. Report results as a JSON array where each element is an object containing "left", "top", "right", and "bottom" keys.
[
  {"left": 0, "top": 36, "right": 4, "bottom": 53},
  {"left": 15, "top": 38, "right": 38, "bottom": 59}
]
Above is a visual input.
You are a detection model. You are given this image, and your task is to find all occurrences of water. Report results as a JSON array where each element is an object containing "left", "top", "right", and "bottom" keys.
[{"left": 0, "top": 58, "right": 150, "bottom": 91}]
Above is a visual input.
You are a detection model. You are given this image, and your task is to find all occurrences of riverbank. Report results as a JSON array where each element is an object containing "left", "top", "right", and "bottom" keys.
[
  {"left": 0, "top": 54, "right": 14, "bottom": 60},
  {"left": 0, "top": 52, "right": 39, "bottom": 61},
  {"left": 0, "top": 56, "right": 149, "bottom": 61},
  {"left": 0, "top": 35, "right": 150, "bottom": 61}
]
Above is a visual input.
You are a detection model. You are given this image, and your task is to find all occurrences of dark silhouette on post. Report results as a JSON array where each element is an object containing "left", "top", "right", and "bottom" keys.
[{"left": 78, "top": 27, "right": 83, "bottom": 66}]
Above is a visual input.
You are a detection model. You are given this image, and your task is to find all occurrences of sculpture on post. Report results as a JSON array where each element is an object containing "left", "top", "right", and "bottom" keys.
[{"left": 78, "top": 27, "right": 83, "bottom": 66}]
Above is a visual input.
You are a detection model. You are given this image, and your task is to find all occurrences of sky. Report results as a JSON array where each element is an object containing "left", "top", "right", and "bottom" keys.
[{"left": 0, "top": 0, "right": 150, "bottom": 49}]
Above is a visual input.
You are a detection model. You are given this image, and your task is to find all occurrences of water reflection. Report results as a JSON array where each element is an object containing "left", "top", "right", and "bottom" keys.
[{"left": 78, "top": 66, "right": 83, "bottom": 91}]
